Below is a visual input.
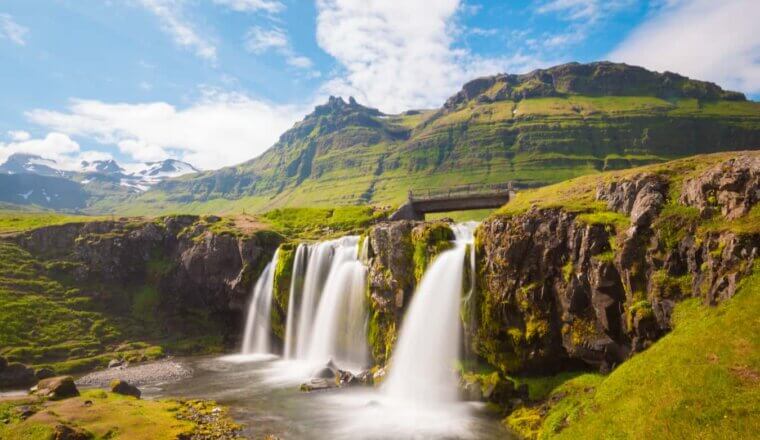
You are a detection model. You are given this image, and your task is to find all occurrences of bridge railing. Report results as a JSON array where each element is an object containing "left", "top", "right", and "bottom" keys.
[{"left": 408, "top": 182, "right": 513, "bottom": 202}]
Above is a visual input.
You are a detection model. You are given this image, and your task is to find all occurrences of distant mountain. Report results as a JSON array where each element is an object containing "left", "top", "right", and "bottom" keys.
[
  {"left": 107, "top": 61, "right": 760, "bottom": 216},
  {"left": 0, "top": 154, "right": 198, "bottom": 210}
]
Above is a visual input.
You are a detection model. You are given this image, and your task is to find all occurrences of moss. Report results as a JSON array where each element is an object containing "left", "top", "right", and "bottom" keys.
[
  {"left": 367, "top": 308, "right": 396, "bottom": 366},
  {"left": 562, "top": 260, "right": 574, "bottom": 282},
  {"left": 411, "top": 222, "right": 455, "bottom": 282},
  {"left": 654, "top": 203, "right": 701, "bottom": 250},
  {"left": 651, "top": 270, "right": 693, "bottom": 299},
  {"left": 626, "top": 300, "right": 654, "bottom": 330},
  {"left": 270, "top": 243, "right": 296, "bottom": 340}
]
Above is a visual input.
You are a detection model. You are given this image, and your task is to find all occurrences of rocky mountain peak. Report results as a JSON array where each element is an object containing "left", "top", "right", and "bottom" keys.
[{"left": 444, "top": 61, "right": 747, "bottom": 110}]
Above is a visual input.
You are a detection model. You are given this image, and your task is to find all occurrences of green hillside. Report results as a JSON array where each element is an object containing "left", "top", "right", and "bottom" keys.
[{"left": 94, "top": 62, "right": 760, "bottom": 215}]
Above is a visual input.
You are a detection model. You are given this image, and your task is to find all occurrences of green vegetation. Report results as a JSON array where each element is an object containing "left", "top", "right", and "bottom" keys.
[
  {"left": 261, "top": 206, "right": 387, "bottom": 238},
  {"left": 411, "top": 222, "right": 454, "bottom": 282},
  {"left": 0, "top": 239, "right": 223, "bottom": 374},
  {"left": 0, "top": 390, "right": 240, "bottom": 440},
  {"left": 0, "top": 212, "right": 106, "bottom": 234},
  {"left": 505, "top": 267, "right": 760, "bottom": 439}
]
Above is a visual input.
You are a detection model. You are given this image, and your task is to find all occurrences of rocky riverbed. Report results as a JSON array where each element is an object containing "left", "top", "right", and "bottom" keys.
[{"left": 76, "top": 359, "right": 192, "bottom": 388}]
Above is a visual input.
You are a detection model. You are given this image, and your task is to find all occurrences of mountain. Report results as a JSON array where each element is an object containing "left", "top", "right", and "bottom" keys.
[
  {"left": 105, "top": 61, "right": 760, "bottom": 215},
  {"left": 0, "top": 154, "right": 198, "bottom": 211}
]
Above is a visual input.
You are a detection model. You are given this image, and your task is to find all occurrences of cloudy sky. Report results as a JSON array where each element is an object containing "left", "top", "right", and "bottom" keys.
[{"left": 1, "top": 0, "right": 758, "bottom": 170}]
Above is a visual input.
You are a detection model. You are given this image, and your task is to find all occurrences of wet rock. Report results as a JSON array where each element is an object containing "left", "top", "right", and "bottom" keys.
[
  {"left": 33, "top": 376, "right": 79, "bottom": 399},
  {"left": 312, "top": 359, "right": 339, "bottom": 380},
  {"left": 110, "top": 379, "right": 141, "bottom": 398},
  {"left": 0, "top": 362, "right": 36, "bottom": 389},
  {"left": 337, "top": 370, "right": 359, "bottom": 387},
  {"left": 681, "top": 155, "right": 760, "bottom": 219},
  {"left": 53, "top": 424, "right": 91, "bottom": 440},
  {"left": 108, "top": 359, "right": 126, "bottom": 369},
  {"left": 355, "top": 369, "right": 374, "bottom": 386},
  {"left": 35, "top": 367, "right": 56, "bottom": 380},
  {"left": 300, "top": 378, "right": 337, "bottom": 392},
  {"left": 372, "top": 367, "right": 387, "bottom": 385}
]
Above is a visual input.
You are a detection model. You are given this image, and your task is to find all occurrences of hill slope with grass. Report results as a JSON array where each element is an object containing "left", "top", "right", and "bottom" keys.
[{"left": 97, "top": 61, "right": 760, "bottom": 215}]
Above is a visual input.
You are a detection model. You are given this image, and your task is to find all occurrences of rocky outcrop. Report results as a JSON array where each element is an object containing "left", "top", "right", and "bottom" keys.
[
  {"left": 0, "top": 358, "right": 36, "bottom": 389},
  {"left": 11, "top": 216, "right": 282, "bottom": 344},
  {"left": 110, "top": 379, "right": 141, "bottom": 398},
  {"left": 681, "top": 155, "right": 760, "bottom": 219},
  {"left": 32, "top": 376, "right": 79, "bottom": 399},
  {"left": 474, "top": 159, "right": 759, "bottom": 374}
]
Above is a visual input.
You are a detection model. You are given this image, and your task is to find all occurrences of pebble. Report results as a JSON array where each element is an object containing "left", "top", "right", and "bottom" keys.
[{"left": 76, "top": 360, "right": 192, "bottom": 388}]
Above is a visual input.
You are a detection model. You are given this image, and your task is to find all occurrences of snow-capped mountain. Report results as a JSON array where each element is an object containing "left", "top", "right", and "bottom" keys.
[
  {"left": 0, "top": 154, "right": 199, "bottom": 210},
  {"left": 0, "top": 153, "right": 68, "bottom": 177},
  {"left": 0, "top": 153, "right": 199, "bottom": 192}
]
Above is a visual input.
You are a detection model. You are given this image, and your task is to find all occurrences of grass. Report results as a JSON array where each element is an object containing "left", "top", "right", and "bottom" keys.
[
  {"left": 0, "top": 390, "right": 238, "bottom": 439},
  {"left": 506, "top": 267, "right": 760, "bottom": 439},
  {"left": 0, "top": 212, "right": 106, "bottom": 235},
  {"left": 261, "top": 205, "right": 388, "bottom": 238},
  {"left": 0, "top": 238, "right": 223, "bottom": 374}
]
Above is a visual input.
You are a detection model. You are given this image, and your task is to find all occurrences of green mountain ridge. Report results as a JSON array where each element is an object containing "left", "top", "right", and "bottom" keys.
[{"left": 85, "top": 62, "right": 760, "bottom": 214}]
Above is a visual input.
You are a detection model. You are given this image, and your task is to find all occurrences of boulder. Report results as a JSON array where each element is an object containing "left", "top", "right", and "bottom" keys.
[
  {"left": 0, "top": 362, "right": 36, "bottom": 389},
  {"left": 53, "top": 424, "right": 91, "bottom": 440},
  {"left": 311, "top": 359, "right": 339, "bottom": 380},
  {"left": 681, "top": 155, "right": 760, "bottom": 219},
  {"left": 35, "top": 367, "right": 56, "bottom": 380},
  {"left": 596, "top": 173, "right": 667, "bottom": 226},
  {"left": 110, "top": 379, "right": 141, "bottom": 398},
  {"left": 33, "top": 376, "right": 79, "bottom": 399},
  {"left": 108, "top": 359, "right": 125, "bottom": 369}
]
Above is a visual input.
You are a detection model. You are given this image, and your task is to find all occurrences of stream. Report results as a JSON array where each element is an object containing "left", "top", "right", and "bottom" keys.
[{"left": 146, "top": 355, "right": 513, "bottom": 440}]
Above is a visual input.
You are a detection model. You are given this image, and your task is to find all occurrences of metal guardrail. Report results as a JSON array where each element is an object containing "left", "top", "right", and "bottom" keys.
[{"left": 408, "top": 182, "right": 514, "bottom": 202}]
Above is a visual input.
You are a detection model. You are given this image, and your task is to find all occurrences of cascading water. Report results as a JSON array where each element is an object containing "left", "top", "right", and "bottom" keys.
[
  {"left": 307, "top": 236, "right": 368, "bottom": 368},
  {"left": 283, "top": 244, "right": 308, "bottom": 359},
  {"left": 294, "top": 241, "right": 336, "bottom": 359},
  {"left": 241, "top": 250, "right": 279, "bottom": 355},
  {"left": 383, "top": 223, "right": 476, "bottom": 403}
]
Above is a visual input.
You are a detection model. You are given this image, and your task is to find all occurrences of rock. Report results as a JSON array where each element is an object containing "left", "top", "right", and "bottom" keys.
[
  {"left": 300, "top": 378, "right": 337, "bottom": 392},
  {"left": 0, "top": 357, "right": 6, "bottom": 372},
  {"left": 355, "top": 369, "right": 374, "bottom": 386},
  {"left": 35, "top": 367, "right": 56, "bottom": 380},
  {"left": 53, "top": 424, "right": 91, "bottom": 440},
  {"left": 461, "top": 381, "right": 483, "bottom": 401},
  {"left": 110, "top": 379, "right": 141, "bottom": 398},
  {"left": 681, "top": 155, "right": 760, "bottom": 219},
  {"left": 33, "top": 376, "right": 79, "bottom": 399},
  {"left": 108, "top": 359, "right": 125, "bottom": 369},
  {"left": 372, "top": 367, "right": 387, "bottom": 385},
  {"left": 15, "top": 405, "right": 35, "bottom": 420},
  {"left": 596, "top": 173, "right": 667, "bottom": 226},
  {"left": 312, "top": 359, "right": 339, "bottom": 380},
  {"left": 337, "top": 370, "right": 359, "bottom": 387},
  {"left": 0, "top": 362, "right": 36, "bottom": 389}
]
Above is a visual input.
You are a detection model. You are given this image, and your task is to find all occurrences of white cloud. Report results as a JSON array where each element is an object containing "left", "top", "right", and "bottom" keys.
[
  {"left": 7, "top": 130, "right": 31, "bottom": 141},
  {"left": 244, "top": 26, "right": 288, "bottom": 53},
  {"left": 0, "top": 13, "right": 28, "bottom": 46},
  {"left": 0, "top": 132, "right": 91, "bottom": 169},
  {"left": 138, "top": 0, "right": 217, "bottom": 61},
  {"left": 244, "top": 25, "right": 316, "bottom": 72},
  {"left": 535, "top": 0, "right": 633, "bottom": 49},
  {"left": 609, "top": 0, "right": 760, "bottom": 94},
  {"left": 212, "top": 0, "right": 284, "bottom": 13},
  {"left": 315, "top": 0, "right": 549, "bottom": 113},
  {"left": 26, "top": 92, "right": 305, "bottom": 170}
]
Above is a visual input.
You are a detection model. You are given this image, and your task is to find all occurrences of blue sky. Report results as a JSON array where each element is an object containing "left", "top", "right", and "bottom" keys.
[{"left": 0, "top": 0, "right": 758, "bottom": 170}]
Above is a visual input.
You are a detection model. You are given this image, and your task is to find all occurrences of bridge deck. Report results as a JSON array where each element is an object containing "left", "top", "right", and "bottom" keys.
[{"left": 389, "top": 182, "right": 514, "bottom": 220}]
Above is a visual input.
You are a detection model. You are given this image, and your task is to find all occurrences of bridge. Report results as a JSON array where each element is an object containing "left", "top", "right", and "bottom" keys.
[{"left": 389, "top": 182, "right": 515, "bottom": 221}]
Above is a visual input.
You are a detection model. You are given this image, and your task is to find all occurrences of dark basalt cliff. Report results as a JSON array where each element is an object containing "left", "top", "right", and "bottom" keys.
[{"left": 12, "top": 216, "right": 282, "bottom": 341}]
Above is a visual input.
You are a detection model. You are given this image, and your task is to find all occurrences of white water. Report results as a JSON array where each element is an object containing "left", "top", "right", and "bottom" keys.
[
  {"left": 241, "top": 250, "right": 279, "bottom": 355},
  {"left": 283, "top": 244, "right": 308, "bottom": 359},
  {"left": 383, "top": 223, "right": 476, "bottom": 403},
  {"left": 294, "top": 241, "right": 336, "bottom": 359},
  {"left": 307, "top": 236, "right": 368, "bottom": 368}
]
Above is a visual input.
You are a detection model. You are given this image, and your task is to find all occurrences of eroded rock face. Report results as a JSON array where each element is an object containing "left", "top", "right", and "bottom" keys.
[
  {"left": 681, "top": 155, "right": 760, "bottom": 219},
  {"left": 11, "top": 217, "right": 281, "bottom": 344},
  {"left": 474, "top": 167, "right": 759, "bottom": 375},
  {"left": 596, "top": 173, "right": 667, "bottom": 226}
]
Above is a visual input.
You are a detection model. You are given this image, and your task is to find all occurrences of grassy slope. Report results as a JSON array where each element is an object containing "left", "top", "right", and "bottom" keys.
[
  {"left": 90, "top": 97, "right": 760, "bottom": 216},
  {"left": 507, "top": 267, "right": 760, "bottom": 439},
  {"left": 0, "top": 390, "right": 239, "bottom": 440}
]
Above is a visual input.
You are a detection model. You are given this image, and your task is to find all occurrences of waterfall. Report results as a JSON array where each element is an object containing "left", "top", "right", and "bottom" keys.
[
  {"left": 241, "top": 250, "right": 279, "bottom": 355},
  {"left": 280, "top": 236, "right": 369, "bottom": 367},
  {"left": 283, "top": 244, "right": 308, "bottom": 359},
  {"left": 307, "top": 236, "right": 368, "bottom": 368},
  {"left": 382, "top": 223, "right": 476, "bottom": 403},
  {"left": 294, "top": 241, "right": 336, "bottom": 359}
]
